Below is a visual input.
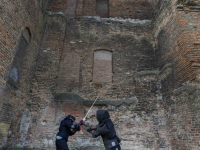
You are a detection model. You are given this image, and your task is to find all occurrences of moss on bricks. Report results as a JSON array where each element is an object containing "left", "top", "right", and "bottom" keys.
[
  {"left": 53, "top": 93, "right": 84, "bottom": 102},
  {"left": 84, "top": 97, "right": 138, "bottom": 106}
]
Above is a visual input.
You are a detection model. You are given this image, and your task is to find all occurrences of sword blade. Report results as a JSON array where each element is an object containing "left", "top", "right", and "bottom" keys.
[{"left": 83, "top": 94, "right": 100, "bottom": 121}]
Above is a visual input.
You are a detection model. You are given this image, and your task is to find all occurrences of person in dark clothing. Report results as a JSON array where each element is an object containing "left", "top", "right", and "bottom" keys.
[
  {"left": 87, "top": 109, "right": 121, "bottom": 150},
  {"left": 56, "top": 115, "right": 85, "bottom": 150}
]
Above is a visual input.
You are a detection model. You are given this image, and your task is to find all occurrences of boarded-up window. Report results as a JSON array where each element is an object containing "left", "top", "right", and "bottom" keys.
[
  {"left": 7, "top": 28, "right": 31, "bottom": 89},
  {"left": 96, "top": 0, "right": 109, "bottom": 18},
  {"left": 66, "top": 0, "right": 77, "bottom": 18},
  {"left": 93, "top": 50, "right": 112, "bottom": 83}
]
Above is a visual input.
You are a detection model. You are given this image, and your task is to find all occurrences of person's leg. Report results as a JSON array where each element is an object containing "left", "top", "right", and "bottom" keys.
[
  {"left": 56, "top": 139, "right": 69, "bottom": 150},
  {"left": 106, "top": 145, "right": 121, "bottom": 150},
  {"left": 56, "top": 140, "right": 59, "bottom": 150},
  {"left": 117, "top": 145, "right": 121, "bottom": 150}
]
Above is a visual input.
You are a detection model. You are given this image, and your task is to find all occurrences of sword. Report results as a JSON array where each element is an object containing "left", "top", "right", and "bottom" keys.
[{"left": 83, "top": 94, "right": 100, "bottom": 121}]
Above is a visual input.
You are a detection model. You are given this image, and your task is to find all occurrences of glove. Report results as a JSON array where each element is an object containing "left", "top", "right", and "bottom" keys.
[
  {"left": 75, "top": 124, "right": 81, "bottom": 131},
  {"left": 77, "top": 126, "right": 81, "bottom": 131},
  {"left": 73, "top": 120, "right": 85, "bottom": 133},
  {"left": 87, "top": 128, "right": 91, "bottom": 132},
  {"left": 73, "top": 130, "right": 77, "bottom": 134},
  {"left": 87, "top": 126, "right": 97, "bottom": 132},
  {"left": 80, "top": 120, "right": 85, "bottom": 125}
]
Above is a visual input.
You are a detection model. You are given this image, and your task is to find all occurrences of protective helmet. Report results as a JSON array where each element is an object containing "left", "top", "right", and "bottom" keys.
[
  {"left": 66, "top": 115, "right": 76, "bottom": 123},
  {"left": 96, "top": 109, "right": 114, "bottom": 129},
  {"left": 96, "top": 109, "right": 110, "bottom": 123}
]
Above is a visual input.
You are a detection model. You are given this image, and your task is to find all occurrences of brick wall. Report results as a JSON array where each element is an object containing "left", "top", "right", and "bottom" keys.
[
  {"left": 47, "top": 0, "right": 67, "bottom": 12},
  {"left": 165, "top": 86, "right": 200, "bottom": 150},
  {"left": 57, "top": 17, "right": 156, "bottom": 100},
  {"left": 153, "top": 0, "right": 200, "bottom": 94},
  {"left": 0, "top": 0, "right": 48, "bottom": 148},
  {"left": 14, "top": 93, "right": 170, "bottom": 150},
  {"left": 109, "top": 0, "right": 153, "bottom": 19},
  {"left": 8, "top": 8, "right": 163, "bottom": 150},
  {"left": 1, "top": 0, "right": 200, "bottom": 149},
  {"left": 47, "top": 0, "right": 154, "bottom": 19},
  {"left": 153, "top": 0, "right": 200, "bottom": 149}
]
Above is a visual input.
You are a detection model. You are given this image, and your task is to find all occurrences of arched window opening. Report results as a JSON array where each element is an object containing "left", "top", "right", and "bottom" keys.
[
  {"left": 7, "top": 28, "right": 31, "bottom": 89},
  {"left": 93, "top": 50, "right": 112, "bottom": 83},
  {"left": 96, "top": 0, "right": 109, "bottom": 18}
]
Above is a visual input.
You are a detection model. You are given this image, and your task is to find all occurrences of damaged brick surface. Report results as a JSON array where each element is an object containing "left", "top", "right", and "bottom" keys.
[{"left": 0, "top": 0, "right": 200, "bottom": 149}]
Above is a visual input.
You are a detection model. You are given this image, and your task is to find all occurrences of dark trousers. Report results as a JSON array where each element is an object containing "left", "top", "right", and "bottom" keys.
[
  {"left": 106, "top": 145, "right": 121, "bottom": 150},
  {"left": 56, "top": 139, "right": 69, "bottom": 150}
]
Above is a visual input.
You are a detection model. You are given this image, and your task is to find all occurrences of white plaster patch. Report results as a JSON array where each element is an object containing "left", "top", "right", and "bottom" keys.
[
  {"left": 43, "top": 48, "right": 50, "bottom": 53},
  {"left": 41, "top": 120, "right": 46, "bottom": 126},
  {"left": 48, "top": 139, "right": 54, "bottom": 147},
  {"left": 122, "top": 115, "right": 128, "bottom": 118},
  {"left": 83, "top": 16, "right": 151, "bottom": 25},
  {"left": 10, "top": 67, "right": 18, "bottom": 82},
  {"left": 20, "top": 112, "right": 31, "bottom": 134},
  {"left": 45, "top": 10, "right": 65, "bottom": 15},
  {"left": 70, "top": 41, "right": 76, "bottom": 44},
  {"left": 157, "top": 95, "right": 163, "bottom": 101},
  {"left": 43, "top": 139, "right": 48, "bottom": 147}
]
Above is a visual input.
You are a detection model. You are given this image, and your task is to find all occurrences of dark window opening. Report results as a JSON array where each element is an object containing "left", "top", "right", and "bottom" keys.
[{"left": 96, "top": 0, "right": 109, "bottom": 18}]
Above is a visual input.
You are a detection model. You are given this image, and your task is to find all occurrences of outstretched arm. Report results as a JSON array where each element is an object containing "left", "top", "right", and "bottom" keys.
[
  {"left": 69, "top": 120, "right": 85, "bottom": 135},
  {"left": 87, "top": 126, "right": 102, "bottom": 138},
  {"left": 92, "top": 127, "right": 102, "bottom": 138}
]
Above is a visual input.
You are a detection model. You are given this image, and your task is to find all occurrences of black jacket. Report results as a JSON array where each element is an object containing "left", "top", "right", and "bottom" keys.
[
  {"left": 57, "top": 117, "right": 75, "bottom": 141},
  {"left": 92, "top": 110, "right": 121, "bottom": 149}
]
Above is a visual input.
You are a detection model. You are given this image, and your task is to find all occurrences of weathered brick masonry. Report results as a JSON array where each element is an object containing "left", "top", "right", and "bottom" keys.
[
  {"left": 153, "top": 0, "right": 200, "bottom": 149},
  {"left": 0, "top": 0, "right": 49, "bottom": 148},
  {"left": 0, "top": 0, "right": 200, "bottom": 150}
]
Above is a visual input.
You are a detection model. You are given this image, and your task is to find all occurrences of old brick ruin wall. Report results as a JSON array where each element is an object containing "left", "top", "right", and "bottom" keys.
[
  {"left": 0, "top": 0, "right": 48, "bottom": 149},
  {"left": 0, "top": 0, "right": 200, "bottom": 150},
  {"left": 153, "top": 0, "right": 200, "bottom": 149}
]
